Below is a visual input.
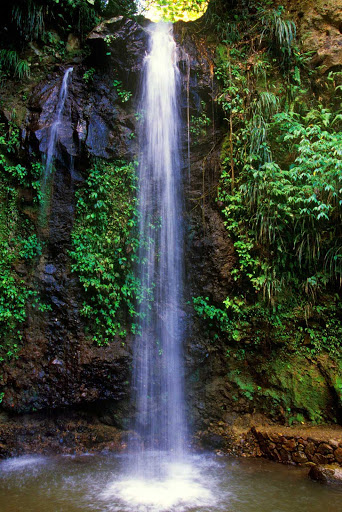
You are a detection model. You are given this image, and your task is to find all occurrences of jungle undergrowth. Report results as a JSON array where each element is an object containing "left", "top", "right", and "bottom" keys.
[
  {"left": 70, "top": 159, "right": 142, "bottom": 345},
  {"left": 0, "top": 121, "right": 48, "bottom": 363},
  {"left": 193, "top": 1, "right": 342, "bottom": 424}
]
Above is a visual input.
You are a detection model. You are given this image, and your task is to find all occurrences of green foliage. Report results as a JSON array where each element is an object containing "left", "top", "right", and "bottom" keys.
[
  {"left": 0, "top": 230, "right": 42, "bottom": 362},
  {"left": 12, "top": 0, "right": 46, "bottom": 41},
  {"left": 4, "top": 0, "right": 101, "bottom": 50},
  {"left": 190, "top": 101, "right": 211, "bottom": 140},
  {"left": 83, "top": 67, "right": 95, "bottom": 83},
  {"left": 43, "top": 31, "right": 67, "bottom": 59},
  {"left": 206, "top": 3, "right": 342, "bottom": 370},
  {"left": 261, "top": 6, "right": 296, "bottom": 63},
  {"left": 0, "top": 123, "right": 45, "bottom": 361},
  {"left": 194, "top": 293, "right": 341, "bottom": 423},
  {"left": 204, "top": 2, "right": 296, "bottom": 67},
  {"left": 113, "top": 80, "right": 133, "bottom": 103},
  {"left": 1, "top": 0, "right": 140, "bottom": 79},
  {"left": 70, "top": 159, "right": 141, "bottom": 344},
  {"left": 213, "top": 103, "right": 342, "bottom": 358},
  {"left": 103, "top": 0, "right": 137, "bottom": 18},
  {"left": 193, "top": 294, "right": 342, "bottom": 357},
  {"left": 140, "top": 0, "right": 208, "bottom": 21},
  {"left": 0, "top": 50, "right": 30, "bottom": 80},
  {"left": 0, "top": 122, "right": 42, "bottom": 192},
  {"left": 46, "top": 0, "right": 100, "bottom": 37},
  {"left": 216, "top": 46, "right": 249, "bottom": 118},
  {"left": 191, "top": 5, "right": 342, "bottom": 427},
  {"left": 221, "top": 107, "right": 342, "bottom": 300}
]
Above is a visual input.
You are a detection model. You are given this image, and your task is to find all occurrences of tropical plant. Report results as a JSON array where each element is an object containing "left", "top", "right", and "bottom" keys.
[
  {"left": 0, "top": 50, "right": 30, "bottom": 79},
  {"left": 70, "top": 159, "right": 141, "bottom": 344},
  {"left": 12, "top": 0, "right": 46, "bottom": 41},
  {"left": 0, "top": 122, "right": 46, "bottom": 361},
  {"left": 261, "top": 6, "right": 296, "bottom": 62}
]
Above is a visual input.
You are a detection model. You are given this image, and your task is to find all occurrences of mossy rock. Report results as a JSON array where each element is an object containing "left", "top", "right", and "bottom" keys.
[{"left": 227, "top": 352, "right": 337, "bottom": 424}]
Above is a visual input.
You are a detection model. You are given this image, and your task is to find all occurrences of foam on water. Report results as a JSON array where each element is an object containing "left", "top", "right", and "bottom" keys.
[
  {"left": 0, "top": 455, "right": 47, "bottom": 472},
  {"left": 100, "top": 457, "right": 220, "bottom": 512},
  {"left": 1, "top": 452, "right": 341, "bottom": 512}
]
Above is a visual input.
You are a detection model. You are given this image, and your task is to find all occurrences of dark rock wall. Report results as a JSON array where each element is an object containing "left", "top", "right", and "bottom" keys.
[
  {"left": 1, "top": 18, "right": 148, "bottom": 417},
  {"left": 0, "top": 15, "right": 229, "bottom": 438}
]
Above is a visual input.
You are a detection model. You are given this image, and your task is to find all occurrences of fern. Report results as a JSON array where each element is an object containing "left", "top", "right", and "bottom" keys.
[
  {"left": 12, "top": 0, "right": 45, "bottom": 41},
  {"left": 249, "top": 92, "right": 279, "bottom": 162},
  {"left": 261, "top": 7, "right": 296, "bottom": 62},
  {"left": 0, "top": 49, "right": 30, "bottom": 79}
]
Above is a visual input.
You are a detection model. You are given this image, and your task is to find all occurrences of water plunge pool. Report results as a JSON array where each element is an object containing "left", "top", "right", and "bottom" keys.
[{"left": 0, "top": 453, "right": 341, "bottom": 512}]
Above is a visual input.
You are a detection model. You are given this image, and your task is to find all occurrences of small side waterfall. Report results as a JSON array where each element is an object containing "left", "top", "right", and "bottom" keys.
[
  {"left": 39, "top": 67, "right": 73, "bottom": 226},
  {"left": 132, "top": 22, "right": 185, "bottom": 458},
  {"left": 44, "top": 67, "right": 73, "bottom": 182}
]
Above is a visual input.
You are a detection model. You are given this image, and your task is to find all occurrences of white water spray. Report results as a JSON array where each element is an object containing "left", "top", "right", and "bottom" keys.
[{"left": 39, "top": 67, "right": 73, "bottom": 225}]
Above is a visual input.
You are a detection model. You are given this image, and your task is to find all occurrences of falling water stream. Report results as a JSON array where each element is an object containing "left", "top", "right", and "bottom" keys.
[
  {"left": 97, "top": 22, "right": 205, "bottom": 508},
  {"left": 44, "top": 67, "right": 73, "bottom": 181},
  {"left": 39, "top": 66, "right": 73, "bottom": 224},
  {"left": 133, "top": 22, "right": 185, "bottom": 457}
]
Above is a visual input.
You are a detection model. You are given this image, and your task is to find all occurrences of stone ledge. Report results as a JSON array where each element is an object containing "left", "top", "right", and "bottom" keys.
[
  {"left": 197, "top": 423, "right": 342, "bottom": 466},
  {"left": 0, "top": 416, "right": 126, "bottom": 458}
]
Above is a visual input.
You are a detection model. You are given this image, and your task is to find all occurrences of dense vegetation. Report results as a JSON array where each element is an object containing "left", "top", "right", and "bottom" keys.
[
  {"left": 0, "top": 0, "right": 138, "bottom": 80},
  {"left": 192, "top": 0, "right": 342, "bottom": 423},
  {"left": 0, "top": 122, "right": 47, "bottom": 364},
  {"left": 70, "top": 159, "right": 141, "bottom": 345}
]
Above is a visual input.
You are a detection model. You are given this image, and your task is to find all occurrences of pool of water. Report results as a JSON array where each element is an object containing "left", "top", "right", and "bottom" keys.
[{"left": 0, "top": 452, "right": 341, "bottom": 512}]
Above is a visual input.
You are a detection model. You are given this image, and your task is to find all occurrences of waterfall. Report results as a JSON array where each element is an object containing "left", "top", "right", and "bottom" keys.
[
  {"left": 132, "top": 22, "right": 186, "bottom": 458},
  {"left": 44, "top": 67, "right": 73, "bottom": 182},
  {"left": 39, "top": 67, "right": 73, "bottom": 226},
  {"left": 92, "top": 23, "right": 214, "bottom": 511}
]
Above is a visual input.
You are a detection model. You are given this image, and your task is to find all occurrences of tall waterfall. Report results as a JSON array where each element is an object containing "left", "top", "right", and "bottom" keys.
[{"left": 133, "top": 22, "right": 185, "bottom": 457}]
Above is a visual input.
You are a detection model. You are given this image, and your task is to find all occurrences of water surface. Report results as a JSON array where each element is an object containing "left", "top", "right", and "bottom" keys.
[{"left": 0, "top": 453, "right": 341, "bottom": 512}]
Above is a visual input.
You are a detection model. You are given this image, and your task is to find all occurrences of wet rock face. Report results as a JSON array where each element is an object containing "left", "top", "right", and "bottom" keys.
[
  {"left": 27, "top": 17, "right": 149, "bottom": 162},
  {"left": 175, "top": 22, "right": 237, "bottom": 301},
  {"left": 87, "top": 16, "right": 148, "bottom": 76},
  {"left": 28, "top": 72, "right": 137, "bottom": 163},
  {"left": 173, "top": 24, "right": 238, "bottom": 433},
  {"left": 0, "top": 410, "right": 126, "bottom": 458},
  {"left": 1, "top": 18, "right": 148, "bottom": 416}
]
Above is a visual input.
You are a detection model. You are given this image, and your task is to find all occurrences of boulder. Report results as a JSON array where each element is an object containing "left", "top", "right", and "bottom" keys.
[{"left": 309, "top": 464, "right": 342, "bottom": 485}]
